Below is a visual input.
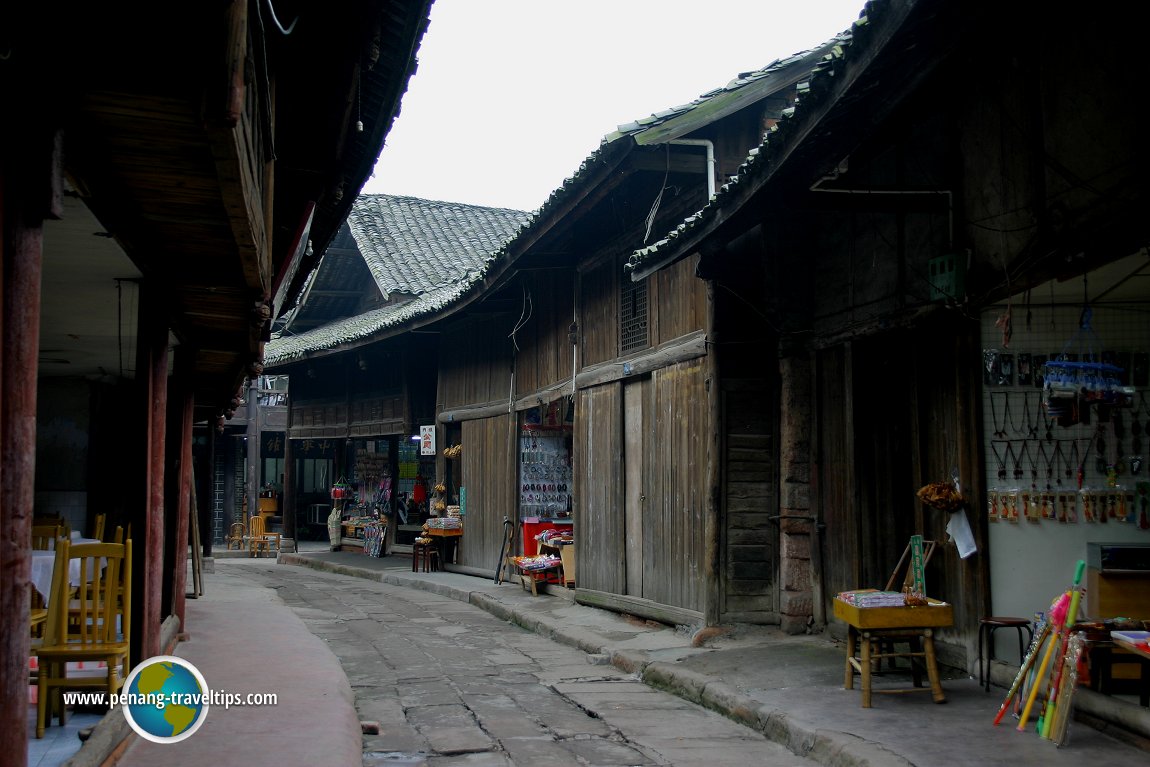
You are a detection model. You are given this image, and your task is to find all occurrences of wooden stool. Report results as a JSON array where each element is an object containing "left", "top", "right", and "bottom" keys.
[
  {"left": 412, "top": 541, "right": 440, "bottom": 572},
  {"left": 978, "top": 616, "right": 1032, "bottom": 691},
  {"left": 845, "top": 626, "right": 946, "bottom": 707}
]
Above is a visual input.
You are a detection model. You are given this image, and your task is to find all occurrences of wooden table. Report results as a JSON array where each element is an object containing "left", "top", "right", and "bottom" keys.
[
  {"left": 834, "top": 595, "right": 953, "bottom": 708},
  {"left": 426, "top": 527, "right": 462, "bottom": 565},
  {"left": 1105, "top": 636, "right": 1150, "bottom": 706}
]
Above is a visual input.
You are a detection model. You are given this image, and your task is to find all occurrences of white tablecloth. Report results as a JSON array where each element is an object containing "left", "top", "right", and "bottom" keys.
[
  {"left": 31, "top": 551, "right": 75, "bottom": 605},
  {"left": 30, "top": 541, "right": 106, "bottom": 605}
]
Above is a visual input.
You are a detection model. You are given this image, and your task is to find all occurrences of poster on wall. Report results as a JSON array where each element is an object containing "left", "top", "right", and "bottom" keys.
[{"left": 420, "top": 425, "right": 436, "bottom": 456}]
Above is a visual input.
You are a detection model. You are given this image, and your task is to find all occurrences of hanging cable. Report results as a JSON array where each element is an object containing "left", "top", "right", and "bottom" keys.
[
  {"left": 508, "top": 284, "right": 533, "bottom": 352},
  {"left": 263, "top": 0, "right": 298, "bottom": 34},
  {"left": 643, "top": 146, "right": 671, "bottom": 244}
]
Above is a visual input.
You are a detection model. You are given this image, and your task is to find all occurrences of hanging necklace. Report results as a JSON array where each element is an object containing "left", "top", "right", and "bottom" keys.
[
  {"left": 1004, "top": 393, "right": 1020, "bottom": 437},
  {"left": 1024, "top": 440, "right": 1040, "bottom": 484},
  {"left": 1067, "top": 439, "right": 1081, "bottom": 486},
  {"left": 990, "top": 440, "right": 1008, "bottom": 482},
  {"left": 991, "top": 392, "right": 1009, "bottom": 438},
  {"left": 1052, "top": 440, "right": 1066, "bottom": 487},
  {"left": 1006, "top": 441, "right": 1023, "bottom": 482}
]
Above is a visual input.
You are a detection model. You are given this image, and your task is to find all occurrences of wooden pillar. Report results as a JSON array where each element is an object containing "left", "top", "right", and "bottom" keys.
[
  {"left": 0, "top": 126, "right": 59, "bottom": 765},
  {"left": 283, "top": 421, "right": 295, "bottom": 541},
  {"left": 703, "top": 278, "right": 722, "bottom": 627},
  {"left": 202, "top": 420, "right": 216, "bottom": 557},
  {"left": 171, "top": 348, "right": 195, "bottom": 631},
  {"left": 778, "top": 338, "right": 815, "bottom": 635},
  {"left": 246, "top": 375, "right": 261, "bottom": 526},
  {"left": 135, "top": 282, "right": 168, "bottom": 660}
]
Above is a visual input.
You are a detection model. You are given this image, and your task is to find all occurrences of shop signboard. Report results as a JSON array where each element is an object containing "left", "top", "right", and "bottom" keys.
[{"left": 420, "top": 425, "right": 435, "bottom": 456}]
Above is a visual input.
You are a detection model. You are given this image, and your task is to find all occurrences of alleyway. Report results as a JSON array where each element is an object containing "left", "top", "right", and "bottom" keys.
[{"left": 230, "top": 557, "right": 817, "bottom": 766}]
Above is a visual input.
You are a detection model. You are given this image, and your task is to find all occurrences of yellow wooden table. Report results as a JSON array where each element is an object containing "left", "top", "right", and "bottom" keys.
[{"left": 834, "top": 593, "right": 954, "bottom": 708}]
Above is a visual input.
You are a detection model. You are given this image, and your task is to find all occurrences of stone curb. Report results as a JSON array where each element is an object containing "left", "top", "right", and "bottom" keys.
[{"left": 275, "top": 553, "right": 907, "bottom": 767}]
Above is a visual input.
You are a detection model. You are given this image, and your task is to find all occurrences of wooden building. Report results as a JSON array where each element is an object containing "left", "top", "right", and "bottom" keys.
[
  {"left": 626, "top": 0, "right": 1150, "bottom": 673},
  {"left": 265, "top": 34, "right": 851, "bottom": 628},
  {"left": 264, "top": 194, "right": 531, "bottom": 551},
  {"left": 0, "top": 2, "right": 432, "bottom": 761}
]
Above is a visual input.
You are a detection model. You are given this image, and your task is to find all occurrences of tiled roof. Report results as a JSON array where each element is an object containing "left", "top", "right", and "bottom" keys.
[
  {"left": 265, "top": 18, "right": 864, "bottom": 365},
  {"left": 349, "top": 194, "right": 530, "bottom": 297},
  {"left": 265, "top": 195, "right": 529, "bottom": 365},
  {"left": 488, "top": 28, "right": 856, "bottom": 273},
  {"left": 625, "top": 12, "right": 874, "bottom": 275},
  {"left": 266, "top": 279, "right": 481, "bottom": 364},
  {"left": 605, "top": 31, "right": 853, "bottom": 145}
]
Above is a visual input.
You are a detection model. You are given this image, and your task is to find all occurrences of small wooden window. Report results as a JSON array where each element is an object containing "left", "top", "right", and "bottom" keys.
[{"left": 620, "top": 279, "right": 648, "bottom": 354}]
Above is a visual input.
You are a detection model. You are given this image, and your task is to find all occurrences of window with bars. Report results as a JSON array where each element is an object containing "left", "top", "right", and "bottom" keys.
[{"left": 620, "top": 279, "right": 649, "bottom": 354}]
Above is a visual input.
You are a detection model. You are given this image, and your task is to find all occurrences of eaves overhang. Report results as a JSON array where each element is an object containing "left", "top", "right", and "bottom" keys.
[{"left": 625, "top": 0, "right": 946, "bottom": 283}]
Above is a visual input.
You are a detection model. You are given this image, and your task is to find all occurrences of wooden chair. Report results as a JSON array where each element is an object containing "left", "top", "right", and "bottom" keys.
[
  {"left": 248, "top": 515, "right": 280, "bottom": 557},
  {"left": 34, "top": 538, "right": 132, "bottom": 738},
  {"left": 91, "top": 513, "right": 107, "bottom": 541},
  {"left": 226, "top": 521, "right": 248, "bottom": 551},
  {"left": 30, "top": 536, "right": 71, "bottom": 719},
  {"left": 30, "top": 583, "right": 48, "bottom": 638},
  {"left": 32, "top": 524, "right": 66, "bottom": 550}
]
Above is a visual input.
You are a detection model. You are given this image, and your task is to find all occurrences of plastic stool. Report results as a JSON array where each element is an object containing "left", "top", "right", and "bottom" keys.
[{"left": 978, "top": 616, "right": 1032, "bottom": 691}]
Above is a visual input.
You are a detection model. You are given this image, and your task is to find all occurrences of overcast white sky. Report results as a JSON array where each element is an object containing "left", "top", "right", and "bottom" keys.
[{"left": 362, "top": 0, "right": 867, "bottom": 212}]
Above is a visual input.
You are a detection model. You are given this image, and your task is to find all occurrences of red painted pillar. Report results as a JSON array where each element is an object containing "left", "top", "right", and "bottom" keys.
[
  {"left": 0, "top": 128, "right": 58, "bottom": 766},
  {"left": 172, "top": 348, "right": 194, "bottom": 632},
  {"left": 137, "top": 283, "right": 168, "bottom": 660}
]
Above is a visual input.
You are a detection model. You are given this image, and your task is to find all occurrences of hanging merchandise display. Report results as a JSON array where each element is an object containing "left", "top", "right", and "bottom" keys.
[
  {"left": 1042, "top": 306, "right": 1135, "bottom": 427},
  {"left": 983, "top": 291, "right": 1147, "bottom": 533},
  {"left": 519, "top": 402, "right": 573, "bottom": 522}
]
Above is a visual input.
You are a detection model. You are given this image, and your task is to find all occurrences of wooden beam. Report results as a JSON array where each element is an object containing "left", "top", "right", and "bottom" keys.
[
  {"left": 575, "top": 588, "right": 703, "bottom": 628},
  {"left": 574, "top": 330, "right": 707, "bottom": 390}
]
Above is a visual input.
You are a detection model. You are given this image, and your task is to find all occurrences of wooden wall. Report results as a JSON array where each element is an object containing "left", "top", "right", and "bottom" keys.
[
  {"left": 439, "top": 315, "right": 515, "bottom": 411},
  {"left": 579, "top": 258, "right": 619, "bottom": 367},
  {"left": 814, "top": 320, "right": 986, "bottom": 663},
  {"left": 513, "top": 270, "right": 575, "bottom": 395},
  {"left": 721, "top": 380, "right": 778, "bottom": 623},
  {"left": 641, "top": 358, "right": 708, "bottom": 611},
  {"left": 575, "top": 358, "right": 709, "bottom": 615},
  {"left": 455, "top": 413, "right": 516, "bottom": 576},
  {"left": 574, "top": 382, "right": 625, "bottom": 593},
  {"left": 650, "top": 255, "right": 706, "bottom": 346}
]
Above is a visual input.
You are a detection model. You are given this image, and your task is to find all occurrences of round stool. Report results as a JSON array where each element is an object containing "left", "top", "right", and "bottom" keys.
[{"left": 978, "top": 616, "right": 1033, "bottom": 691}]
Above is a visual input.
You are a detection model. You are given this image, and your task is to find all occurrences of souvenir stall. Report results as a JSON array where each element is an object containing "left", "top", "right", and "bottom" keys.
[
  {"left": 392, "top": 441, "right": 437, "bottom": 549},
  {"left": 327, "top": 439, "right": 393, "bottom": 556},
  {"left": 980, "top": 258, "right": 1150, "bottom": 708},
  {"left": 511, "top": 400, "right": 576, "bottom": 589}
]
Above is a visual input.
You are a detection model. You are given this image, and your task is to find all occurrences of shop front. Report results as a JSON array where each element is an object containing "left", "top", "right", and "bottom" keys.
[
  {"left": 979, "top": 252, "right": 1150, "bottom": 711},
  {"left": 317, "top": 435, "right": 431, "bottom": 552},
  {"left": 511, "top": 399, "right": 576, "bottom": 588}
]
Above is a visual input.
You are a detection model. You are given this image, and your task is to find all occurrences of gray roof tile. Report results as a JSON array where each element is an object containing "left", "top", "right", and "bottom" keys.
[
  {"left": 265, "top": 194, "right": 528, "bottom": 365},
  {"left": 349, "top": 194, "right": 529, "bottom": 297}
]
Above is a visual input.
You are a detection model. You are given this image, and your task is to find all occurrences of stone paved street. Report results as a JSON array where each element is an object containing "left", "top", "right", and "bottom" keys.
[{"left": 235, "top": 559, "right": 819, "bottom": 766}]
